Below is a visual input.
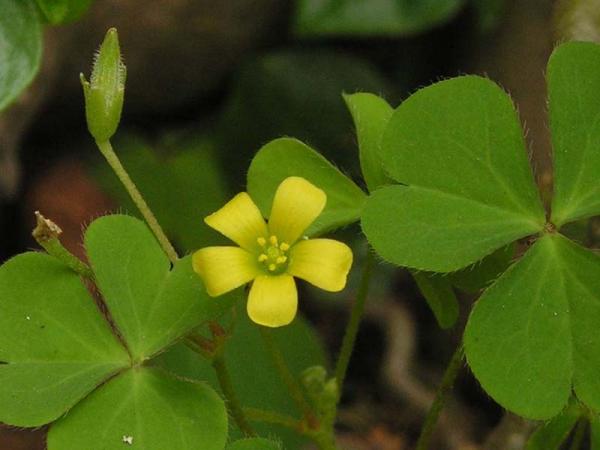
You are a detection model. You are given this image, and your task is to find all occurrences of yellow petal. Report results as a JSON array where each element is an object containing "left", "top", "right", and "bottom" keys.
[
  {"left": 247, "top": 275, "right": 297, "bottom": 327},
  {"left": 193, "top": 246, "right": 259, "bottom": 297},
  {"left": 204, "top": 192, "right": 268, "bottom": 251},
  {"left": 288, "top": 239, "right": 353, "bottom": 292},
  {"left": 268, "top": 177, "right": 326, "bottom": 244}
]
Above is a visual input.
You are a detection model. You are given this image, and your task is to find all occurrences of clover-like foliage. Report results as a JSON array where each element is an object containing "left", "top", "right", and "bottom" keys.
[
  {"left": 0, "top": 215, "right": 232, "bottom": 449},
  {"left": 359, "top": 41, "right": 600, "bottom": 420}
]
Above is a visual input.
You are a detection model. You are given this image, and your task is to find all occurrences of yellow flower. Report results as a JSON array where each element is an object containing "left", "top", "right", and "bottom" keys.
[{"left": 193, "top": 177, "right": 353, "bottom": 328}]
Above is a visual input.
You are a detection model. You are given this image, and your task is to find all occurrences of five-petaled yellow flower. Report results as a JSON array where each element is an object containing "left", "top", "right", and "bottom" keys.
[{"left": 193, "top": 176, "right": 353, "bottom": 328}]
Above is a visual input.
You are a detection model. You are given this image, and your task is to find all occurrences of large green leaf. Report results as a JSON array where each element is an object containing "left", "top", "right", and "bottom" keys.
[
  {"left": 35, "top": 0, "right": 93, "bottom": 24},
  {"left": 362, "top": 76, "right": 546, "bottom": 272},
  {"left": 93, "top": 134, "right": 229, "bottom": 251},
  {"left": 465, "top": 234, "right": 600, "bottom": 419},
  {"left": 0, "top": 0, "right": 42, "bottom": 111},
  {"left": 85, "top": 215, "right": 235, "bottom": 361},
  {"left": 227, "top": 438, "right": 282, "bottom": 450},
  {"left": 294, "top": 0, "right": 465, "bottom": 36},
  {"left": 47, "top": 367, "right": 227, "bottom": 450},
  {"left": 155, "top": 312, "right": 326, "bottom": 449},
  {"left": 548, "top": 42, "right": 600, "bottom": 227},
  {"left": 343, "top": 92, "right": 393, "bottom": 191},
  {"left": 0, "top": 252, "right": 129, "bottom": 426},
  {"left": 525, "top": 400, "right": 581, "bottom": 450},
  {"left": 247, "top": 138, "right": 367, "bottom": 236}
]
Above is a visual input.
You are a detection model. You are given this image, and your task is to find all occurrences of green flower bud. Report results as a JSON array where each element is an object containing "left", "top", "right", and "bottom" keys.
[{"left": 80, "top": 28, "right": 126, "bottom": 142}]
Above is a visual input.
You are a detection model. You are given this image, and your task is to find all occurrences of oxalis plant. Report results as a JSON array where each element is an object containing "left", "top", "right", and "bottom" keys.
[{"left": 3, "top": 27, "right": 600, "bottom": 450}]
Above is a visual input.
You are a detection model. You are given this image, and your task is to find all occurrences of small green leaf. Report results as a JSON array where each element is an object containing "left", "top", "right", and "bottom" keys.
[
  {"left": 84, "top": 215, "right": 235, "bottom": 361},
  {"left": 363, "top": 76, "right": 545, "bottom": 272},
  {"left": 47, "top": 367, "right": 228, "bottom": 450},
  {"left": 0, "top": 0, "right": 42, "bottom": 111},
  {"left": 155, "top": 312, "right": 326, "bottom": 449},
  {"left": 35, "top": 0, "right": 93, "bottom": 24},
  {"left": 525, "top": 400, "right": 581, "bottom": 450},
  {"left": 0, "top": 253, "right": 129, "bottom": 426},
  {"left": 227, "top": 438, "right": 282, "bottom": 450},
  {"left": 247, "top": 138, "right": 367, "bottom": 235},
  {"left": 447, "top": 243, "right": 515, "bottom": 293},
  {"left": 411, "top": 272, "right": 459, "bottom": 329},
  {"left": 548, "top": 41, "right": 600, "bottom": 227},
  {"left": 343, "top": 92, "right": 393, "bottom": 191},
  {"left": 294, "top": 0, "right": 464, "bottom": 36},
  {"left": 465, "top": 234, "right": 600, "bottom": 419}
]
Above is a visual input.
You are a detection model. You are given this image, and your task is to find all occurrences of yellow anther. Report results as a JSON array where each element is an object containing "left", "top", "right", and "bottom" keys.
[
  {"left": 276, "top": 256, "right": 287, "bottom": 264},
  {"left": 269, "top": 235, "right": 278, "bottom": 246},
  {"left": 258, "top": 254, "right": 268, "bottom": 262},
  {"left": 257, "top": 237, "right": 266, "bottom": 247},
  {"left": 280, "top": 242, "right": 290, "bottom": 251},
  {"left": 268, "top": 263, "right": 277, "bottom": 271}
]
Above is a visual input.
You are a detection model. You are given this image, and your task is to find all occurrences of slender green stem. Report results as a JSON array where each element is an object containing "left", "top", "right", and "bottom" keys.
[
  {"left": 568, "top": 418, "right": 587, "bottom": 450},
  {"left": 415, "top": 343, "right": 465, "bottom": 450},
  {"left": 32, "top": 211, "right": 94, "bottom": 279},
  {"left": 243, "top": 407, "right": 303, "bottom": 432},
  {"left": 258, "top": 327, "right": 317, "bottom": 426},
  {"left": 334, "top": 250, "right": 375, "bottom": 395},
  {"left": 212, "top": 353, "right": 256, "bottom": 437},
  {"left": 95, "top": 140, "right": 179, "bottom": 264}
]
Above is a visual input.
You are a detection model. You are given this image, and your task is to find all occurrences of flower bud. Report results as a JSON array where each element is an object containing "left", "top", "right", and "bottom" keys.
[{"left": 80, "top": 28, "right": 126, "bottom": 142}]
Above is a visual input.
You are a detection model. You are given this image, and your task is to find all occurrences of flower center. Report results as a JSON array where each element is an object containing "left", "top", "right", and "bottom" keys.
[{"left": 257, "top": 235, "right": 290, "bottom": 273}]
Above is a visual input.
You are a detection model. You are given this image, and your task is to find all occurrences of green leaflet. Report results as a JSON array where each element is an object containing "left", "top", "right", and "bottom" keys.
[
  {"left": 548, "top": 42, "right": 600, "bottom": 227},
  {"left": 35, "top": 0, "right": 93, "bottom": 24},
  {"left": 293, "top": 0, "right": 464, "bottom": 36},
  {"left": 343, "top": 92, "right": 393, "bottom": 191},
  {"left": 362, "top": 75, "right": 545, "bottom": 272},
  {"left": 85, "top": 215, "right": 235, "bottom": 361},
  {"left": 155, "top": 312, "right": 326, "bottom": 449},
  {"left": 411, "top": 272, "right": 459, "bottom": 329},
  {"left": 227, "top": 438, "right": 282, "bottom": 450},
  {"left": 0, "top": 253, "right": 129, "bottom": 426},
  {"left": 47, "top": 367, "right": 228, "bottom": 450},
  {"left": 525, "top": 399, "right": 581, "bottom": 450},
  {"left": 0, "top": 0, "right": 42, "bottom": 111},
  {"left": 247, "top": 138, "right": 367, "bottom": 236},
  {"left": 465, "top": 234, "right": 600, "bottom": 419}
]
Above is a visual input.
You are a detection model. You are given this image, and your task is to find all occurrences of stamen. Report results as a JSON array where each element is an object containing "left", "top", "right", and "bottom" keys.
[
  {"left": 258, "top": 254, "right": 268, "bottom": 262},
  {"left": 268, "top": 263, "right": 277, "bottom": 271},
  {"left": 280, "top": 242, "right": 290, "bottom": 251},
  {"left": 276, "top": 256, "right": 287, "bottom": 264},
  {"left": 269, "top": 235, "right": 278, "bottom": 246},
  {"left": 257, "top": 237, "right": 266, "bottom": 247}
]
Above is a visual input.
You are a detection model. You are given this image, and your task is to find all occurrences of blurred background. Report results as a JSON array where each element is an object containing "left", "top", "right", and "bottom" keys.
[{"left": 0, "top": 0, "right": 596, "bottom": 448}]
